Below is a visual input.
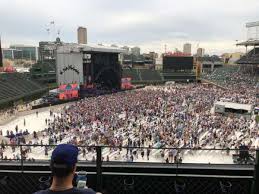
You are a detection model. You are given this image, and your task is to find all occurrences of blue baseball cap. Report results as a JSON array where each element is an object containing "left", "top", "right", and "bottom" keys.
[{"left": 51, "top": 144, "right": 79, "bottom": 167}]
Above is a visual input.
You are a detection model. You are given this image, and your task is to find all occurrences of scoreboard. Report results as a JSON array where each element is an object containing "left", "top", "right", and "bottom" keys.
[{"left": 163, "top": 56, "right": 193, "bottom": 71}]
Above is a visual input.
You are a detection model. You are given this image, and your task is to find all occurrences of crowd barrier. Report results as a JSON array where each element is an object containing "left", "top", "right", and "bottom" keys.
[{"left": 0, "top": 145, "right": 258, "bottom": 193}]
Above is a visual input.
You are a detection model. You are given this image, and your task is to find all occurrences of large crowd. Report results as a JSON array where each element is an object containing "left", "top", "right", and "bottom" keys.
[
  {"left": 0, "top": 76, "right": 258, "bottom": 163},
  {"left": 202, "top": 66, "right": 257, "bottom": 104}
]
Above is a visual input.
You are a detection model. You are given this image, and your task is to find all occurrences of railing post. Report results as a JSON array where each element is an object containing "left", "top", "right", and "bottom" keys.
[
  {"left": 20, "top": 145, "right": 24, "bottom": 173},
  {"left": 96, "top": 146, "right": 102, "bottom": 192},
  {"left": 252, "top": 149, "right": 259, "bottom": 194}
]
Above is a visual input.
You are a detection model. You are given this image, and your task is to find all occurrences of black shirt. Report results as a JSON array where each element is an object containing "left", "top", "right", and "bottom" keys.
[{"left": 33, "top": 187, "right": 96, "bottom": 194}]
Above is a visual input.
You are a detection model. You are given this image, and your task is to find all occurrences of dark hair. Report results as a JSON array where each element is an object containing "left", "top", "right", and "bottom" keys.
[{"left": 50, "top": 161, "right": 75, "bottom": 178}]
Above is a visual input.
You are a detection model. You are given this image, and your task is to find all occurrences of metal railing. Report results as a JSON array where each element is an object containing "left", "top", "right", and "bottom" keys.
[
  {"left": 0, "top": 144, "right": 258, "bottom": 193},
  {"left": 0, "top": 144, "right": 257, "bottom": 164}
]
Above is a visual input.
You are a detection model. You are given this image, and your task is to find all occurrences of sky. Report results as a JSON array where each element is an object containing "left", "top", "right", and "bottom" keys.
[{"left": 1, "top": 0, "right": 259, "bottom": 55}]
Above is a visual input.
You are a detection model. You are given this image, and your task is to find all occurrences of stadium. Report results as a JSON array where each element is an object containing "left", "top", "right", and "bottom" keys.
[{"left": 0, "top": 20, "right": 259, "bottom": 194}]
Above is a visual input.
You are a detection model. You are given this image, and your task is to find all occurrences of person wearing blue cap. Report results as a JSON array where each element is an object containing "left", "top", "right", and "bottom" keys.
[{"left": 33, "top": 144, "right": 96, "bottom": 194}]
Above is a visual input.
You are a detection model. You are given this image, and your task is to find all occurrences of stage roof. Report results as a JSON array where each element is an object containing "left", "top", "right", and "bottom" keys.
[
  {"left": 236, "top": 40, "right": 259, "bottom": 47},
  {"left": 57, "top": 43, "right": 125, "bottom": 54}
]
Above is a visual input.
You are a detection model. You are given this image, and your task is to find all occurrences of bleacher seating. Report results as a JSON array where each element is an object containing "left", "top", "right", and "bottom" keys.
[
  {"left": 161, "top": 72, "right": 196, "bottom": 81},
  {"left": 202, "top": 65, "right": 240, "bottom": 86},
  {"left": 122, "top": 68, "right": 196, "bottom": 83},
  {"left": 138, "top": 69, "right": 162, "bottom": 81},
  {"left": 122, "top": 68, "right": 141, "bottom": 81},
  {"left": 0, "top": 73, "right": 47, "bottom": 105},
  {"left": 30, "top": 60, "right": 56, "bottom": 74},
  {"left": 29, "top": 60, "right": 57, "bottom": 83},
  {"left": 237, "top": 48, "right": 259, "bottom": 64}
]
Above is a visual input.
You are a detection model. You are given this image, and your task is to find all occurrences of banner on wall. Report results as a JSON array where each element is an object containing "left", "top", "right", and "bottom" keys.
[
  {"left": 59, "top": 83, "right": 79, "bottom": 100},
  {"left": 121, "top": 77, "right": 133, "bottom": 90}
]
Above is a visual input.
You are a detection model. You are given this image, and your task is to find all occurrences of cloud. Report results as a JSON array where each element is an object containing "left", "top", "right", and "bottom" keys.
[{"left": 0, "top": 0, "right": 259, "bottom": 54}]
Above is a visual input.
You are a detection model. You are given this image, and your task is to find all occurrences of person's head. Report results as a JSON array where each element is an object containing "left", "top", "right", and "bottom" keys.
[{"left": 50, "top": 144, "right": 79, "bottom": 179}]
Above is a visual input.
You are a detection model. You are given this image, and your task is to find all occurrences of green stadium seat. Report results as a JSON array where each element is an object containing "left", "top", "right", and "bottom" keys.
[{"left": 0, "top": 73, "right": 48, "bottom": 106}]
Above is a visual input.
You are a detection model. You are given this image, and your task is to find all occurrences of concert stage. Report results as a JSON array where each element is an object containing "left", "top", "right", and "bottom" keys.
[{"left": 56, "top": 44, "right": 124, "bottom": 90}]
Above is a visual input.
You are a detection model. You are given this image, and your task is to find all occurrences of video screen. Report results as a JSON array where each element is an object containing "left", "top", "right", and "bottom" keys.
[{"left": 163, "top": 56, "right": 193, "bottom": 71}]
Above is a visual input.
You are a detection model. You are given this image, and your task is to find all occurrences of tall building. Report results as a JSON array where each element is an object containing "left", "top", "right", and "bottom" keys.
[
  {"left": 9, "top": 45, "right": 38, "bottom": 61},
  {"left": 183, "top": 43, "right": 192, "bottom": 55},
  {"left": 143, "top": 52, "right": 158, "bottom": 66},
  {"left": 2, "top": 48, "right": 22, "bottom": 60},
  {"left": 39, "top": 41, "right": 56, "bottom": 61},
  {"left": 131, "top": 46, "right": 140, "bottom": 56},
  {"left": 122, "top": 46, "right": 130, "bottom": 54},
  {"left": 77, "top": 27, "right": 87, "bottom": 44},
  {"left": 197, "top": 48, "right": 205, "bottom": 57}
]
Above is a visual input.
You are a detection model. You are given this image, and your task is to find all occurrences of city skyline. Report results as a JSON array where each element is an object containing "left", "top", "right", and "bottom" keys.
[{"left": 0, "top": 0, "right": 259, "bottom": 54}]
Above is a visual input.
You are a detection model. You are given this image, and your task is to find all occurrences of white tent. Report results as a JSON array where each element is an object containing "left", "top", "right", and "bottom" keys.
[{"left": 214, "top": 101, "right": 253, "bottom": 114}]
